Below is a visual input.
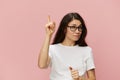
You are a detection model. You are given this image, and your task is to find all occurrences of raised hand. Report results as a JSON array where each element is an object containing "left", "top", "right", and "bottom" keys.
[{"left": 45, "top": 15, "right": 55, "bottom": 37}]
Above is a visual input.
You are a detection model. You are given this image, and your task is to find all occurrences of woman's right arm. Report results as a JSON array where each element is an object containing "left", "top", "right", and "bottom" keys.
[
  {"left": 38, "top": 16, "right": 55, "bottom": 69},
  {"left": 38, "top": 35, "right": 52, "bottom": 68}
]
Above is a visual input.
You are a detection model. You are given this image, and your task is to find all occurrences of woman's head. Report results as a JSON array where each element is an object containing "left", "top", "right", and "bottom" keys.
[{"left": 52, "top": 12, "right": 88, "bottom": 46}]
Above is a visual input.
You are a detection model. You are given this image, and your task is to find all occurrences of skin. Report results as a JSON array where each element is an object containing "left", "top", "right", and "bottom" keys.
[
  {"left": 61, "top": 19, "right": 82, "bottom": 46},
  {"left": 62, "top": 19, "right": 96, "bottom": 80},
  {"left": 38, "top": 16, "right": 96, "bottom": 80}
]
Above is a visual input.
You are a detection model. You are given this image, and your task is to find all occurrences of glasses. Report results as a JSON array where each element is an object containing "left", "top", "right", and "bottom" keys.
[{"left": 67, "top": 25, "right": 83, "bottom": 32}]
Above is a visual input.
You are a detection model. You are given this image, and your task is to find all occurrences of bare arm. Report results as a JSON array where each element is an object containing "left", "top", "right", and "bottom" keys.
[
  {"left": 38, "top": 35, "right": 52, "bottom": 68},
  {"left": 38, "top": 16, "right": 55, "bottom": 69},
  {"left": 86, "top": 69, "right": 96, "bottom": 80},
  {"left": 79, "top": 69, "right": 96, "bottom": 80}
]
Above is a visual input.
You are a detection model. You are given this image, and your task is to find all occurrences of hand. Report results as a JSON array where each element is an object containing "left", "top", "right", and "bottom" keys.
[
  {"left": 45, "top": 15, "right": 55, "bottom": 37},
  {"left": 69, "top": 67, "right": 80, "bottom": 80}
]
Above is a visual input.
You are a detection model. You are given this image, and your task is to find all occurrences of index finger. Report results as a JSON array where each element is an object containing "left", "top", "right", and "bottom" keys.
[{"left": 48, "top": 15, "right": 51, "bottom": 23}]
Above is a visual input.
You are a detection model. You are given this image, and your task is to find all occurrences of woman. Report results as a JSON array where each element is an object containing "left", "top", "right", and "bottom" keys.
[{"left": 38, "top": 12, "right": 96, "bottom": 80}]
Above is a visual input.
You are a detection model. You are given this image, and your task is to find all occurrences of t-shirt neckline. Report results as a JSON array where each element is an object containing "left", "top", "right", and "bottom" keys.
[{"left": 58, "top": 43, "right": 78, "bottom": 48}]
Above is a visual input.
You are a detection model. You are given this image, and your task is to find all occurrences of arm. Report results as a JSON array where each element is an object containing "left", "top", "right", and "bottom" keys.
[
  {"left": 85, "top": 48, "right": 96, "bottom": 80},
  {"left": 38, "top": 35, "right": 52, "bottom": 69},
  {"left": 86, "top": 69, "right": 96, "bottom": 80},
  {"left": 79, "top": 69, "right": 96, "bottom": 80},
  {"left": 69, "top": 67, "right": 96, "bottom": 80},
  {"left": 38, "top": 16, "right": 55, "bottom": 69}
]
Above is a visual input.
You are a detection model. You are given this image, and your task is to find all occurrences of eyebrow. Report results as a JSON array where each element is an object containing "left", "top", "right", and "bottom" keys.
[
  {"left": 71, "top": 24, "right": 77, "bottom": 26},
  {"left": 70, "top": 24, "right": 82, "bottom": 26}
]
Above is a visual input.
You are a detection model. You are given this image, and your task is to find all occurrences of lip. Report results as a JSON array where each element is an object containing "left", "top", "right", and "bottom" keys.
[{"left": 73, "top": 35, "right": 80, "bottom": 37}]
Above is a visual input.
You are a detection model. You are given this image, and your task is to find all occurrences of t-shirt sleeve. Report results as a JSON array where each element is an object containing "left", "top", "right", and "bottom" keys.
[
  {"left": 86, "top": 47, "right": 95, "bottom": 71},
  {"left": 48, "top": 45, "right": 53, "bottom": 67},
  {"left": 48, "top": 45, "right": 53, "bottom": 58}
]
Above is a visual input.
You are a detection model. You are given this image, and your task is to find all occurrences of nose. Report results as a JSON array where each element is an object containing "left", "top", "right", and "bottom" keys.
[{"left": 75, "top": 28, "right": 80, "bottom": 33}]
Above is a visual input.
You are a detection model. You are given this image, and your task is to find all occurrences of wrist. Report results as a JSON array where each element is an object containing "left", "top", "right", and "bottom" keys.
[
  {"left": 45, "top": 34, "right": 52, "bottom": 39},
  {"left": 74, "top": 78, "right": 79, "bottom": 80}
]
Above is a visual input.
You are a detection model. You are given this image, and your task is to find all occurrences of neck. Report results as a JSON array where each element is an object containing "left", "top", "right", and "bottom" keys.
[{"left": 61, "top": 39, "right": 75, "bottom": 46}]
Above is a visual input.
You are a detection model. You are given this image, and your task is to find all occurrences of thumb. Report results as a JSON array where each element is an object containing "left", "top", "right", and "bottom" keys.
[{"left": 69, "top": 66, "right": 73, "bottom": 70}]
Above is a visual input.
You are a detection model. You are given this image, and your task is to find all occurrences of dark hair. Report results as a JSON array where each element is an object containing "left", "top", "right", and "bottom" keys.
[{"left": 52, "top": 12, "right": 88, "bottom": 46}]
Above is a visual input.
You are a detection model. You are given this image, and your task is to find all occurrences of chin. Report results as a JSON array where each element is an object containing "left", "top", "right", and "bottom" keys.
[
  {"left": 73, "top": 38, "right": 79, "bottom": 41},
  {"left": 72, "top": 36, "right": 81, "bottom": 41}
]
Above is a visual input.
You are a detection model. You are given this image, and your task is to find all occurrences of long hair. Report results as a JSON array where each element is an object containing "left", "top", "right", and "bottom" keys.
[{"left": 52, "top": 12, "right": 88, "bottom": 46}]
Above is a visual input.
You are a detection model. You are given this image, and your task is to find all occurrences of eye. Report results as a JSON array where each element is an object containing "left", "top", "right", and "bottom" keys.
[
  {"left": 70, "top": 26, "right": 76, "bottom": 29},
  {"left": 78, "top": 25, "right": 83, "bottom": 29}
]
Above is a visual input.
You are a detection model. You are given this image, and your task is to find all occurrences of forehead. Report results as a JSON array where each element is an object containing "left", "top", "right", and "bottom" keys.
[{"left": 68, "top": 19, "right": 81, "bottom": 26}]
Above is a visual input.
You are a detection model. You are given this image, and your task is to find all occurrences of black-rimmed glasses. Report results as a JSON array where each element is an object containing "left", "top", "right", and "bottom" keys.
[{"left": 67, "top": 25, "right": 83, "bottom": 32}]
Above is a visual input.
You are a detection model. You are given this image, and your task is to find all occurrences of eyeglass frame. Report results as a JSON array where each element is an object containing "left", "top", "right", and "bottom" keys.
[{"left": 67, "top": 24, "right": 83, "bottom": 32}]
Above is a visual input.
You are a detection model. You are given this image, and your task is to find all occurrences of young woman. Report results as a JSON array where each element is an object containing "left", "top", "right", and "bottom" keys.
[{"left": 38, "top": 12, "right": 96, "bottom": 80}]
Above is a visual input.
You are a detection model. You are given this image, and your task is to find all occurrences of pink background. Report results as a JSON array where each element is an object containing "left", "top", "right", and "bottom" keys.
[{"left": 0, "top": 0, "right": 120, "bottom": 80}]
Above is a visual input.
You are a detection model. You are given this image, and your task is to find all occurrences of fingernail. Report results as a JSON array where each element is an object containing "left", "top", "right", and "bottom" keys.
[{"left": 69, "top": 67, "right": 72, "bottom": 70}]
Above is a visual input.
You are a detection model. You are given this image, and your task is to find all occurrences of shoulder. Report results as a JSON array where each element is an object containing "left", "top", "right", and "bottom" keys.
[
  {"left": 77, "top": 46, "right": 92, "bottom": 51},
  {"left": 79, "top": 46, "right": 93, "bottom": 56},
  {"left": 49, "top": 43, "right": 59, "bottom": 49},
  {"left": 84, "top": 46, "right": 94, "bottom": 57},
  {"left": 49, "top": 43, "right": 58, "bottom": 47},
  {"left": 85, "top": 46, "right": 92, "bottom": 51}
]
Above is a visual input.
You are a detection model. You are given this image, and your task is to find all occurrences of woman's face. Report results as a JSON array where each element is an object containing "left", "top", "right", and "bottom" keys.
[{"left": 65, "top": 19, "right": 82, "bottom": 42}]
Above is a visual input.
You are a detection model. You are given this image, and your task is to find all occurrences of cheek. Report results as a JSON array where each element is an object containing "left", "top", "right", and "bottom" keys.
[
  {"left": 66, "top": 30, "right": 74, "bottom": 37},
  {"left": 66, "top": 28, "right": 73, "bottom": 34}
]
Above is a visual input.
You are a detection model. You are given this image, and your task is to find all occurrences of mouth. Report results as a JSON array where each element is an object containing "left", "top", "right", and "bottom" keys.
[{"left": 73, "top": 35, "right": 80, "bottom": 38}]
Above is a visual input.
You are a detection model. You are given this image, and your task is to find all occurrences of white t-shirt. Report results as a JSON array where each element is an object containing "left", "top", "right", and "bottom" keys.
[{"left": 48, "top": 43, "right": 95, "bottom": 80}]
